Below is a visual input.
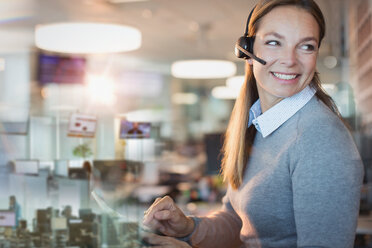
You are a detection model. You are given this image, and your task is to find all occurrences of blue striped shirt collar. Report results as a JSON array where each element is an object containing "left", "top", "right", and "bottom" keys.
[{"left": 248, "top": 86, "right": 316, "bottom": 138}]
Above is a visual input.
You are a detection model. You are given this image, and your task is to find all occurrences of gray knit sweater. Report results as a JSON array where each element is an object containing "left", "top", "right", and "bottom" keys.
[{"left": 191, "top": 96, "right": 364, "bottom": 248}]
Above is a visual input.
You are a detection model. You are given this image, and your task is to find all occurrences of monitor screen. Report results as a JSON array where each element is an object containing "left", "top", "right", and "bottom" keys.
[
  {"left": 0, "top": 210, "right": 16, "bottom": 227},
  {"left": 55, "top": 160, "right": 69, "bottom": 177},
  {"left": 69, "top": 219, "right": 82, "bottom": 224},
  {"left": 38, "top": 53, "right": 86, "bottom": 85},
  {"left": 0, "top": 120, "right": 29, "bottom": 135},
  {"left": 39, "top": 160, "right": 55, "bottom": 170},
  {"left": 68, "top": 113, "right": 97, "bottom": 138},
  {"left": 93, "top": 160, "right": 143, "bottom": 191},
  {"left": 79, "top": 208, "right": 92, "bottom": 219},
  {"left": 204, "top": 133, "right": 224, "bottom": 175},
  {"left": 51, "top": 217, "right": 67, "bottom": 230},
  {"left": 14, "top": 160, "right": 39, "bottom": 175},
  {"left": 119, "top": 119, "right": 151, "bottom": 139},
  {"left": 69, "top": 160, "right": 83, "bottom": 168}
]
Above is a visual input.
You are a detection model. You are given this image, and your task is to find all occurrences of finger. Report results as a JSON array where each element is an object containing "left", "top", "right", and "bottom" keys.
[
  {"left": 142, "top": 232, "right": 167, "bottom": 245},
  {"left": 149, "top": 246, "right": 186, "bottom": 248},
  {"left": 144, "top": 197, "right": 167, "bottom": 219},
  {"left": 143, "top": 233, "right": 190, "bottom": 248},
  {"left": 142, "top": 217, "right": 165, "bottom": 233},
  {"left": 143, "top": 196, "right": 175, "bottom": 225},
  {"left": 154, "top": 209, "right": 172, "bottom": 220},
  {"left": 144, "top": 197, "right": 162, "bottom": 216}
]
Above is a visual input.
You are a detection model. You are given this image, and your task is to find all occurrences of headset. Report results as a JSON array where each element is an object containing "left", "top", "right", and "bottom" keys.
[{"left": 235, "top": 6, "right": 267, "bottom": 65}]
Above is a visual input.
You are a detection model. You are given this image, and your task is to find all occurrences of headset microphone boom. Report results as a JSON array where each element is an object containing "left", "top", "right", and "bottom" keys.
[{"left": 234, "top": 5, "right": 267, "bottom": 65}]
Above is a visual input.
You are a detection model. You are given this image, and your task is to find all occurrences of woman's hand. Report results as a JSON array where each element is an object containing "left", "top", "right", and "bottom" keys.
[
  {"left": 142, "top": 196, "right": 194, "bottom": 237},
  {"left": 142, "top": 232, "right": 191, "bottom": 248}
]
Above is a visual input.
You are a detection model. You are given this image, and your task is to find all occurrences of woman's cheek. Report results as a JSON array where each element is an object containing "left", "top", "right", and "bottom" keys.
[{"left": 258, "top": 50, "right": 279, "bottom": 64}]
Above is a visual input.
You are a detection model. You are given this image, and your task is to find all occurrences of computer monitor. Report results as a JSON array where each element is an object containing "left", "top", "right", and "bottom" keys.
[
  {"left": 0, "top": 210, "right": 16, "bottom": 227},
  {"left": 79, "top": 209, "right": 92, "bottom": 219},
  {"left": 69, "top": 168, "right": 89, "bottom": 179},
  {"left": 204, "top": 133, "right": 224, "bottom": 175},
  {"left": 69, "top": 160, "right": 83, "bottom": 168},
  {"left": 39, "top": 160, "right": 55, "bottom": 170},
  {"left": 54, "top": 160, "right": 69, "bottom": 177},
  {"left": 39, "top": 160, "right": 54, "bottom": 177},
  {"left": 0, "top": 120, "right": 29, "bottom": 135},
  {"left": 51, "top": 217, "right": 67, "bottom": 230},
  {"left": 14, "top": 160, "right": 39, "bottom": 175},
  {"left": 93, "top": 160, "right": 143, "bottom": 190}
]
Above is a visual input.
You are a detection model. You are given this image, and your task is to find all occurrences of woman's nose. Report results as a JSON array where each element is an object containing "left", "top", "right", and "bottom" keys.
[{"left": 279, "top": 47, "right": 298, "bottom": 67}]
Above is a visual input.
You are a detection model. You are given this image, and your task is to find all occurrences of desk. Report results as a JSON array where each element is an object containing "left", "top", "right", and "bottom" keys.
[
  {"left": 0, "top": 237, "right": 9, "bottom": 248},
  {"left": 357, "top": 215, "right": 372, "bottom": 235}
]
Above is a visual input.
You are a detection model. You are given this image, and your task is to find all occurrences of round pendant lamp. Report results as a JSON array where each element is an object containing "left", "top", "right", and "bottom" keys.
[
  {"left": 171, "top": 60, "right": 237, "bottom": 79},
  {"left": 35, "top": 22, "right": 142, "bottom": 54}
]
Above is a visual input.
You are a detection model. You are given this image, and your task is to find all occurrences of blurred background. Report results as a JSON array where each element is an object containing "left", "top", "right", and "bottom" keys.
[{"left": 1, "top": 0, "right": 372, "bottom": 247}]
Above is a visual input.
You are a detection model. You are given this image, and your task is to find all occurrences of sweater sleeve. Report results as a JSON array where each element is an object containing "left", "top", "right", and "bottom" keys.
[
  {"left": 190, "top": 192, "right": 243, "bottom": 248},
  {"left": 291, "top": 117, "right": 364, "bottom": 248}
]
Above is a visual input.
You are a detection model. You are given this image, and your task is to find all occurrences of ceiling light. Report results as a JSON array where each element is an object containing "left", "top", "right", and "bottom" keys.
[
  {"left": 108, "top": 0, "right": 149, "bottom": 3},
  {"left": 142, "top": 9, "right": 153, "bottom": 19},
  {"left": 172, "top": 93, "right": 198, "bottom": 105},
  {"left": 171, "top": 60, "right": 236, "bottom": 79},
  {"left": 188, "top": 22, "right": 199, "bottom": 32},
  {"left": 211, "top": 75, "right": 245, "bottom": 100},
  {"left": 0, "top": 58, "right": 5, "bottom": 71},
  {"left": 212, "top": 86, "right": 239, "bottom": 99},
  {"left": 35, "top": 22, "right": 142, "bottom": 54},
  {"left": 322, "top": 84, "right": 336, "bottom": 90},
  {"left": 322, "top": 83, "right": 336, "bottom": 94},
  {"left": 226, "top": 75, "right": 245, "bottom": 90},
  {"left": 86, "top": 74, "right": 117, "bottom": 105},
  {"left": 49, "top": 105, "right": 78, "bottom": 112},
  {"left": 323, "top": 56, "right": 338, "bottom": 69},
  {"left": 118, "top": 109, "right": 171, "bottom": 122}
]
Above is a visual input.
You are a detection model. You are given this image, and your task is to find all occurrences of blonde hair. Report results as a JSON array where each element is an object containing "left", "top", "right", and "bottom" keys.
[{"left": 221, "top": 0, "right": 339, "bottom": 190}]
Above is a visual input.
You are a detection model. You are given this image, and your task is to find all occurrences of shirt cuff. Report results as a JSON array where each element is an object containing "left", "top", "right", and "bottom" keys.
[{"left": 176, "top": 216, "right": 201, "bottom": 245}]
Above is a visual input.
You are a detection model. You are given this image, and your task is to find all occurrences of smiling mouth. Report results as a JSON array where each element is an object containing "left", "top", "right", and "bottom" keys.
[{"left": 271, "top": 72, "right": 299, "bottom": 80}]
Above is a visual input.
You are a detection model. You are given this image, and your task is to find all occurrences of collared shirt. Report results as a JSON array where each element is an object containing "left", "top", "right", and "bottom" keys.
[{"left": 248, "top": 86, "right": 316, "bottom": 138}]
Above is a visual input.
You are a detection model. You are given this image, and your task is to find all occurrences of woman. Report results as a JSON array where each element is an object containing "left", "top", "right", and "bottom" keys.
[{"left": 142, "top": 0, "right": 364, "bottom": 247}]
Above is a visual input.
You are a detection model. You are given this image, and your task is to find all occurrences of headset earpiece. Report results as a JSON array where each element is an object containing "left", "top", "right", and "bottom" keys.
[
  {"left": 235, "top": 36, "right": 255, "bottom": 59},
  {"left": 235, "top": 5, "right": 267, "bottom": 65}
]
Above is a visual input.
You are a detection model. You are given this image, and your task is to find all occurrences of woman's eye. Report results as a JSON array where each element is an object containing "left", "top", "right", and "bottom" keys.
[
  {"left": 300, "top": 44, "right": 316, "bottom": 51},
  {"left": 265, "top": 40, "right": 280, "bottom": 46}
]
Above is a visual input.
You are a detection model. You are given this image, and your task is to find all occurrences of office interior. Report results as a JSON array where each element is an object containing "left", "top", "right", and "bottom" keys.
[{"left": 0, "top": 0, "right": 372, "bottom": 247}]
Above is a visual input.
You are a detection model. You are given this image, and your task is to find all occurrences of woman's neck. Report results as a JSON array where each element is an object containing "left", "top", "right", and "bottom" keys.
[{"left": 257, "top": 91, "right": 284, "bottom": 113}]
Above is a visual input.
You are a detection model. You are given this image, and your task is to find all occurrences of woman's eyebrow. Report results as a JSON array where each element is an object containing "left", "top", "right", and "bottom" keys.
[
  {"left": 263, "top": 32, "right": 284, "bottom": 39},
  {"left": 263, "top": 32, "right": 318, "bottom": 43},
  {"left": 300, "top": 37, "right": 318, "bottom": 43}
]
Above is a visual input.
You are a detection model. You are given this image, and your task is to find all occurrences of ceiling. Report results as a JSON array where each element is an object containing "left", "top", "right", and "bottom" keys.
[{"left": 0, "top": 0, "right": 347, "bottom": 67}]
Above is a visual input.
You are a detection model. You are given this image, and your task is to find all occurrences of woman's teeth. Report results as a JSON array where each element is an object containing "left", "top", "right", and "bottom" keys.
[{"left": 272, "top": 72, "right": 297, "bottom": 80}]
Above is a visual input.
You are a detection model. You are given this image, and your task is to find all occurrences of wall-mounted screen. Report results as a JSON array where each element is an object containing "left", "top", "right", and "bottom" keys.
[
  {"left": 68, "top": 113, "right": 97, "bottom": 138},
  {"left": 119, "top": 119, "right": 151, "bottom": 139},
  {"left": 0, "top": 210, "right": 16, "bottom": 227},
  {"left": 38, "top": 53, "right": 86, "bottom": 85}
]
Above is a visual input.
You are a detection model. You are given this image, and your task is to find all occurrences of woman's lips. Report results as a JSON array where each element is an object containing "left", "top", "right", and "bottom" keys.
[{"left": 271, "top": 72, "right": 300, "bottom": 84}]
